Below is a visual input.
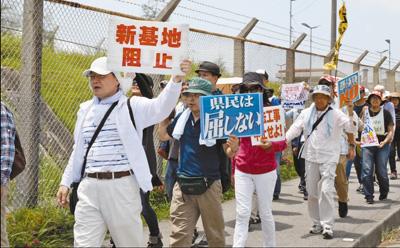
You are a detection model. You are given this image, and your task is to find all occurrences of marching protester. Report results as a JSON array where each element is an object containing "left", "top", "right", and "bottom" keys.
[
  {"left": 160, "top": 80, "right": 189, "bottom": 202},
  {"left": 361, "top": 90, "right": 394, "bottom": 204},
  {"left": 1, "top": 102, "right": 16, "bottom": 247},
  {"left": 56, "top": 56, "right": 190, "bottom": 247},
  {"left": 317, "top": 76, "right": 362, "bottom": 218},
  {"left": 346, "top": 86, "right": 368, "bottom": 192},
  {"left": 286, "top": 84, "right": 356, "bottom": 239},
  {"left": 130, "top": 74, "right": 164, "bottom": 247},
  {"left": 232, "top": 72, "right": 286, "bottom": 247},
  {"left": 388, "top": 92, "right": 400, "bottom": 179},
  {"left": 158, "top": 77, "right": 238, "bottom": 247}
]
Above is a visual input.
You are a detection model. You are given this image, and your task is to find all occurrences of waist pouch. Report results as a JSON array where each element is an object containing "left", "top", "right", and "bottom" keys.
[{"left": 177, "top": 175, "right": 214, "bottom": 195}]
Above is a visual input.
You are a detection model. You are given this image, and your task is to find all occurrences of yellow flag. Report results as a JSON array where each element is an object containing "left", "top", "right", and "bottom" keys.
[{"left": 324, "top": 2, "right": 348, "bottom": 70}]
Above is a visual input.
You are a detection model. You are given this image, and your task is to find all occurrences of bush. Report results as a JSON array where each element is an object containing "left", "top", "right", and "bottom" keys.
[{"left": 7, "top": 206, "right": 74, "bottom": 247}]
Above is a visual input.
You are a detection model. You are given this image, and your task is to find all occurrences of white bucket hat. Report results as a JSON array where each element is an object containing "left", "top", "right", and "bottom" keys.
[
  {"left": 311, "top": 85, "right": 332, "bottom": 101},
  {"left": 83, "top": 57, "right": 135, "bottom": 94}
]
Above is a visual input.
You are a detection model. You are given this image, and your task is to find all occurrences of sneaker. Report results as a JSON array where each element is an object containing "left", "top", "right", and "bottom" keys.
[
  {"left": 273, "top": 195, "right": 279, "bottom": 201},
  {"left": 309, "top": 224, "right": 323, "bottom": 234},
  {"left": 147, "top": 235, "right": 163, "bottom": 248},
  {"left": 303, "top": 190, "right": 308, "bottom": 201},
  {"left": 338, "top": 201, "right": 348, "bottom": 218},
  {"left": 356, "top": 184, "right": 363, "bottom": 193},
  {"left": 249, "top": 216, "right": 261, "bottom": 225},
  {"left": 366, "top": 198, "right": 374, "bottom": 204},
  {"left": 390, "top": 172, "right": 397, "bottom": 180},
  {"left": 379, "top": 194, "right": 388, "bottom": 201},
  {"left": 192, "top": 228, "right": 199, "bottom": 244},
  {"left": 322, "top": 227, "right": 333, "bottom": 239}
]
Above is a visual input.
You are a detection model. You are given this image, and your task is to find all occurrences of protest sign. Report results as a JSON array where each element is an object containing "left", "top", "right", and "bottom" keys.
[
  {"left": 338, "top": 71, "right": 360, "bottom": 108},
  {"left": 251, "top": 106, "right": 286, "bottom": 145},
  {"left": 107, "top": 17, "right": 188, "bottom": 75},
  {"left": 281, "top": 82, "right": 308, "bottom": 109},
  {"left": 360, "top": 109, "right": 379, "bottom": 147},
  {"left": 200, "top": 93, "right": 263, "bottom": 139}
]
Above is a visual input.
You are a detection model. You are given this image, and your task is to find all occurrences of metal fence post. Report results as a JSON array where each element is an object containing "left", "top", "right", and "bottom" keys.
[
  {"left": 373, "top": 56, "right": 387, "bottom": 85},
  {"left": 386, "top": 61, "right": 400, "bottom": 92},
  {"left": 285, "top": 33, "right": 306, "bottom": 83},
  {"left": 16, "top": 0, "right": 44, "bottom": 208},
  {"left": 353, "top": 50, "right": 368, "bottom": 72},
  {"left": 233, "top": 18, "right": 258, "bottom": 77}
]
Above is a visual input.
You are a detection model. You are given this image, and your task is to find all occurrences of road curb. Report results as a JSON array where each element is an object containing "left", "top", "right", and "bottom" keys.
[{"left": 353, "top": 205, "right": 400, "bottom": 247}]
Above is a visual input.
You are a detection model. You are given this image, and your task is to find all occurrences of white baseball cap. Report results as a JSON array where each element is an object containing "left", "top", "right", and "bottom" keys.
[
  {"left": 311, "top": 85, "right": 333, "bottom": 101},
  {"left": 84, "top": 57, "right": 135, "bottom": 93},
  {"left": 83, "top": 57, "right": 113, "bottom": 77}
]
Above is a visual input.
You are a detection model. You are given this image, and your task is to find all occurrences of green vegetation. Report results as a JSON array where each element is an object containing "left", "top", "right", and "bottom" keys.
[{"left": 7, "top": 206, "right": 74, "bottom": 247}]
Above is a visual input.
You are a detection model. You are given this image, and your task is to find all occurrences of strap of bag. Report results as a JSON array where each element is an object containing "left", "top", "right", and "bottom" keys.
[
  {"left": 127, "top": 97, "right": 136, "bottom": 129},
  {"left": 79, "top": 101, "right": 119, "bottom": 178},
  {"left": 309, "top": 106, "right": 332, "bottom": 136},
  {"left": 297, "top": 106, "right": 332, "bottom": 159}
]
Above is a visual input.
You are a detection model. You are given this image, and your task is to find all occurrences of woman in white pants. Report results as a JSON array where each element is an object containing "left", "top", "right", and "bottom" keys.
[{"left": 232, "top": 72, "right": 287, "bottom": 247}]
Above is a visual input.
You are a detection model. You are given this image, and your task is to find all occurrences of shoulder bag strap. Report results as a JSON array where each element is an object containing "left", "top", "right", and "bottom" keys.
[
  {"left": 297, "top": 106, "right": 332, "bottom": 159},
  {"left": 127, "top": 97, "right": 136, "bottom": 129},
  {"left": 79, "top": 101, "right": 119, "bottom": 178}
]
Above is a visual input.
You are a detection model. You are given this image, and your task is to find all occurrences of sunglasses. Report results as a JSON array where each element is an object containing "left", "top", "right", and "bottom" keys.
[{"left": 240, "top": 85, "right": 262, "bottom": 93}]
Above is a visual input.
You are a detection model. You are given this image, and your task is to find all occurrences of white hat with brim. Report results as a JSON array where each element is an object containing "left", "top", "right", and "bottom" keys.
[
  {"left": 84, "top": 57, "right": 134, "bottom": 94},
  {"left": 311, "top": 85, "right": 332, "bottom": 101},
  {"left": 83, "top": 57, "right": 113, "bottom": 77}
]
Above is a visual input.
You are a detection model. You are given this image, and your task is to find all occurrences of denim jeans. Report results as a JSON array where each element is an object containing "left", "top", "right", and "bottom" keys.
[
  {"left": 389, "top": 128, "right": 400, "bottom": 173},
  {"left": 273, "top": 152, "right": 282, "bottom": 197},
  {"left": 345, "top": 159, "right": 353, "bottom": 179},
  {"left": 361, "top": 144, "right": 390, "bottom": 200},
  {"left": 165, "top": 159, "right": 179, "bottom": 202},
  {"left": 140, "top": 190, "right": 160, "bottom": 237}
]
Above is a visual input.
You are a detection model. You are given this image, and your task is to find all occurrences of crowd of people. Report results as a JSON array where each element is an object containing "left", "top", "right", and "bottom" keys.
[{"left": 1, "top": 56, "right": 399, "bottom": 247}]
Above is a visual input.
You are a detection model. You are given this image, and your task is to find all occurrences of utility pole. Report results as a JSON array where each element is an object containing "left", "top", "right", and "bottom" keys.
[
  {"left": 331, "top": 0, "right": 337, "bottom": 49},
  {"left": 385, "top": 39, "right": 391, "bottom": 69},
  {"left": 289, "top": 0, "right": 295, "bottom": 46}
]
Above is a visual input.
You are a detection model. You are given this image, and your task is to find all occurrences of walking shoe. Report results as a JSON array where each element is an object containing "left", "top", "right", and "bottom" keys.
[
  {"left": 273, "top": 195, "right": 279, "bottom": 200},
  {"left": 390, "top": 172, "right": 397, "bottom": 180},
  {"left": 338, "top": 201, "right": 348, "bottom": 218},
  {"left": 147, "top": 234, "right": 163, "bottom": 248},
  {"left": 322, "top": 227, "right": 333, "bottom": 239},
  {"left": 366, "top": 198, "right": 374, "bottom": 204},
  {"left": 303, "top": 190, "right": 308, "bottom": 200},
  {"left": 379, "top": 194, "right": 388, "bottom": 201},
  {"left": 192, "top": 228, "right": 199, "bottom": 244},
  {"left": 249, "top": 215, "right": 261, "bottom": 225},
  {"left": 356, "top": 184, "right": 363, "bottom": 193},
  {"left": 309, "top": 224, "right": 323, "bottom": 234}
]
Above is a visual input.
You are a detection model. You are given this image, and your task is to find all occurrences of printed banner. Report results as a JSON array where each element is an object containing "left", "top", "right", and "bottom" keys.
[
  {"left": 324, "top": 2, "right": 348, "bottom": 70},
  {"left": 338, "top": 71, "right": 360, "bottom": 108},
  {"left": 107, "top": 17, "right": 189, "bottom": 75},
  {"left": 200, "top": 93, "right": 263, "bottom": 139},
  {"left": 251, "top": 106, "right": 286, "bottom": 145},
  {"left": 361, "top": 109, "right": 379, "bottom": 148},
  {"left": 281, "top": 82, "right": 309, "bottom": 110}
]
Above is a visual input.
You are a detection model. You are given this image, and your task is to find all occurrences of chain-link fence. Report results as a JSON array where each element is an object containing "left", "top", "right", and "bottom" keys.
[{"left": 1, "top": 0, "right": 399, "bottom": 210}]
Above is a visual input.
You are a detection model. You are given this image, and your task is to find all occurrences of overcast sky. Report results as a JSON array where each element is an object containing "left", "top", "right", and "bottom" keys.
[{"left": 77, "top": 0, "right": 399, "bottom": 70}]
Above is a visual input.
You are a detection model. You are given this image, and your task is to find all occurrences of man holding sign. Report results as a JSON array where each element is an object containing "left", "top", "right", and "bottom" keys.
[{"left": 56, "top": 56, "right": 191, "bottom": 247}]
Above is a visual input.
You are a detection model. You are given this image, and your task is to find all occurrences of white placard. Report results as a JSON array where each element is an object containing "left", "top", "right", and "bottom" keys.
[
  {"left": 107, "top": 17, "right": 189, "bottom": 75},
  {"left": 251, "top": 106, "right": 285, "bottom": 145}
]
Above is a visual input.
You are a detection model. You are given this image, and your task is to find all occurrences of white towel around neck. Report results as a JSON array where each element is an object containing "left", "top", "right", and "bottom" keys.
[{"left": 172, "top": 108, "right": 217, "bottom": 147}]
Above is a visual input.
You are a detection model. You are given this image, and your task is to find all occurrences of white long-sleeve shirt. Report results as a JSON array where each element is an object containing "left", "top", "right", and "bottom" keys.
[
  {"left": 60, "top": 80, "right": 182, "bottom": 192},
  {"left": 286, "top": 105, "right": 355, "bottom": 164}
]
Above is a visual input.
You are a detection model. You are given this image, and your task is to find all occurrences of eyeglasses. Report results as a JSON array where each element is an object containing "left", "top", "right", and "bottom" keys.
[{"left": 89, "top": 73, "right": 108, "bottom": 81}]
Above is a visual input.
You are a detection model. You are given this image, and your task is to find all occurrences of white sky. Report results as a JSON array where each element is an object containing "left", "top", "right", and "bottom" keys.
[{"left": 77, "top": 0, "right": 399, "bottom": 70}]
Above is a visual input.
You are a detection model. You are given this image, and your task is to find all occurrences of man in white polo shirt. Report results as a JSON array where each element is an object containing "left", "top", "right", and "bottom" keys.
[{"left": 56, "top": 57, "right": 190, "bottom": 247}]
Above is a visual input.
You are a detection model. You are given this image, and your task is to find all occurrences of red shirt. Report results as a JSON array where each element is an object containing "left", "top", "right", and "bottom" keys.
[{"left": 234, "top": 137, "right": 287, "bottom": 174}]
